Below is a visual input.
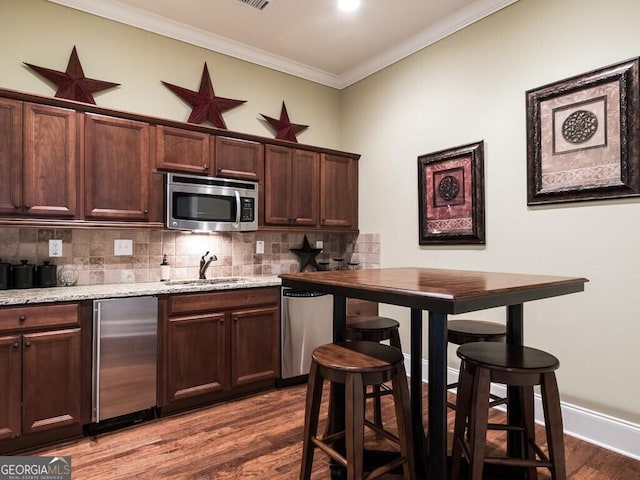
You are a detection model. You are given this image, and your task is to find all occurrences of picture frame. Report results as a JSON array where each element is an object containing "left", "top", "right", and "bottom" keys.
[
  {"left": 417, "top": 141, "right": 485, "bottom": 245},
  {"left": 526, "top": 57, "right": 640, "bottom": 205}
]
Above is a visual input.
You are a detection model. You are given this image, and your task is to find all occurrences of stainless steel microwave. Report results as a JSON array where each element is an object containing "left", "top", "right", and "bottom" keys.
[{"left": 165, "top": 173, "right": 258, "bottom": 232}]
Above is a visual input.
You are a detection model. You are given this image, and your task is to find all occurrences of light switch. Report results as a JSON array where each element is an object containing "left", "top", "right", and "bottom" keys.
[
  {"left": 114, "top": 239, "right": 133, "bottom": 256},
  {"left": 256, "top": 240, "right": 265, "bottom": 254},
  {"left": 315, "top": 240, "right": 323, "bottom": 249}
]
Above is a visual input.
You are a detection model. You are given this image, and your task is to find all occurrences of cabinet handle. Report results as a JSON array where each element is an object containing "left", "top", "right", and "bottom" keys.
[
  {"left": 203, "top": 164, "right": 208, "bottom": 170},
  {"left": 13, "top": 342, "right": 19, "bottom": 348},
  {"left": 18, "top": 315, "right": 26, "bottom": 322},
  {"left": 143, "top": 209, "right": 148, "bottom": 214},
  {"left": 217, "top": 167, "right": 222, "bottom": 172},
  {"left": 220, "top": 319, "right": 225, "bottom": 324},
  {"left": 25, "top": 341, "right": 31, "bottom": 347},
  {"left": 233, "top": 316, "right": 239, "bottom": 323},
  {"left": 24, "top": 204, "right": 31, "bottom": 209}
]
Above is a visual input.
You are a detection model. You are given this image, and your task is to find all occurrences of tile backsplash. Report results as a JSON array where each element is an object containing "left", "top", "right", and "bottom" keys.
[{"left": 0, "top": 227, "right": 380, "bottom": 286}]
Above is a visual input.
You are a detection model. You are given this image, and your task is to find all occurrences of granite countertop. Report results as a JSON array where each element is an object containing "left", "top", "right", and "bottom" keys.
[{"left": 0, "top": 275, "right": 282, "bottom": 306}]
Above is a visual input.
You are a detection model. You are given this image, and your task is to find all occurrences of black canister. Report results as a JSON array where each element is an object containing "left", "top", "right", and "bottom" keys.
[
  {"left": 12, "top": 260, "right": 35, "bottom": 289},
  {"left": 0, "top": 259, "right": 10, "bottom": 290},
  {"left": 36, "top": 261, "right": 58, "bottom": 288}
]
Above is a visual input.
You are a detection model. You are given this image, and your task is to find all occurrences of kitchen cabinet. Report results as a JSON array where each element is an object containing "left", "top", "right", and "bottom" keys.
[
  {"left": 264, "top": 145, "right": 318, "bottom": 226},
  {"left": 155, "top": 125, "right": 212, "bottom": 174},
  {"left": 0, "top": 303, "right": 82, "bottom": 447},
  {"left": 0, "top": 101, "right": 77, "bottom": 218},
  {"left": 0, "top": 98, "right": 22, "bottom": 216},
  {"left": 214, "top": 136, "right": 264, "bottom": 182},
  {"left": 320, "top": 152, "right": 358, "bottom": 229},
  {"left": 84, "top": 114, "right": 151, "bottom": 221},
  {"left": 159, "top": 287, "right": 279, "bottom": 413}
]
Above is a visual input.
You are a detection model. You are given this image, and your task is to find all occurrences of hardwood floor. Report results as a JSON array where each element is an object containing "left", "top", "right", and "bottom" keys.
[{"left": 30, "top": 383, "right": 640, "bottom": 479}]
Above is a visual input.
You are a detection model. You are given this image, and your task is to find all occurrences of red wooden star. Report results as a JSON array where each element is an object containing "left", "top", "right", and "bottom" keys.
[
  {"left": 260, "top": 101, "right": 309, "bottom": 142},
  {"left": 24, "top": 46, "right": 119, "bottom": 104},
  {"left": 162, "top": 63, "right": 246, "bottom": 129}
]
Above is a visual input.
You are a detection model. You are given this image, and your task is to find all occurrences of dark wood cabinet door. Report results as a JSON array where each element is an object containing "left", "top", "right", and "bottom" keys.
[
  {"left": 264, "top": 144, "right": 292, "bottom": 225},
  {"left": 230, "top": 306, "right": 279, "bottom": 388},
  {"left": 84, "top": 114, "right": 150, "bottom": 220},
  {"left": 320, "top": 153, "right": 358, "bottom": 229},
  {"left": 214, "top": 137, "right": 264, "bottom": 182},
  {"left": 155, "top": 125, "right": 211, "bottom": 174},
  {"left": 22, "top": 328, "right": 81, "bottom": 435},
  {"left": 0, "top": 98, "right": 22, "bottom": 216},
  {"left": 0, "top": 335, "right": 21, "bottom": 440},
  {"left": 291, "top": 149, "right": 318, "bottom": 226},
  {"left": 164, "top": 313, "right": 227, "bottom": 405},
  {"left": 23, "top": 103, "right": 78, "bottom": 218},
  {"left": 264, "top": 145, "right": 318, "bottom": 226}
]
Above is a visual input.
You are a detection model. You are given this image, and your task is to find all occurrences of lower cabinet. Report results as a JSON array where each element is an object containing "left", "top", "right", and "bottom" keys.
[
  {"left": 0, "top": 303, "right": 85, "bottom": 452},
  {"left": 159, "top": 287, "right": 280, "bottom": 413}
]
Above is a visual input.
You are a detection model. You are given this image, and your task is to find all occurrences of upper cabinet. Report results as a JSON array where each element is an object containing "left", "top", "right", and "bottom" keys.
[
  {"left": 320, "top": 153, "right": 358, "bottom": 230},
  {"left": 0, "top": 98, "right": 23, "bottom": 216},
  {"left": 264, "top": 145, "right": 318, "bottom": 227},
  {"left": 0, "top": 88, "right": 359, "bottom": 232},
  {"left": 214, "top": 137, "right": 264, "bottom": 182},
  {"left": 0, "top": 101, "right": 77, "bottom": 218},
  {"left": 84, "top": 114, "right": 151, "bottom": 221},
  {"left": 155, "top": 125, "right": 211, "bottom": 175}
]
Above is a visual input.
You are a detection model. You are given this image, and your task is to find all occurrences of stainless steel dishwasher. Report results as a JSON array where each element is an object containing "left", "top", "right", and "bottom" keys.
[
  {"left": 91, "top": 296, "right": 158, "bottom": 432},
  {"left": 278, "top": 287, "right": 333, "bottom": 387}
]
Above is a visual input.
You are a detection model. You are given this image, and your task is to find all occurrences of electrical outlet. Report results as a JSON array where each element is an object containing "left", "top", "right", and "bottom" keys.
[
  {"left": 114, "top": 239, "right": 133, "bottom": 256},
  {"left": 315, "top": 240, "right": 323, "bottom": 249},
  {"left": 256, "top": 240, "right": 265, "bottom": 254},
  {"left": 49, "top": 239, "right": 63, "bottom": 257}
]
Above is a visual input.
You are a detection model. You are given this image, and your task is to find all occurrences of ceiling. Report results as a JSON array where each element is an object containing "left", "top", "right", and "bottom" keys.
[{"left": 49, "top": 0, "right": 518, "bottom": 89}]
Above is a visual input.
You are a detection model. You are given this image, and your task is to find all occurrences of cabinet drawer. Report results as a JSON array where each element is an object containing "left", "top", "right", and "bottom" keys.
[
  {"left": 0, "top": 303, "right": 79, "bottom": 332},
  {"left": 169, "top": 287, "right": 279, "bottom": 315}
]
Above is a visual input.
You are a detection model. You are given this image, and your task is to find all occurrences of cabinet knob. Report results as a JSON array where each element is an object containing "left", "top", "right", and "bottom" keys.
[
  {"left": 13, "top": 342, "right": 19, "bottom": 348},
  {"left": 143, "top": 209, "right": 148, "bottom": 214},
  {"left": 18, "top": 315, "right": 26, "bottom": 322},
  {"left": 220, "top": 319, "right": 225, "bottom": 324},
  {"left": 24, "top": 204, "right": 31, "bottom": 209},
  {"left": 25, "top": 341, "right": 31, "bottom": 347},
  {"left": 203, "top": 164, "right": 208, "bottom": 170}
]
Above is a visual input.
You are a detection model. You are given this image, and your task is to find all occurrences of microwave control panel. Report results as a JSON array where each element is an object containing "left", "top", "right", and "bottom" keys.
[{"left": 240, "top": 197, "right": 255, "bottom": 221}]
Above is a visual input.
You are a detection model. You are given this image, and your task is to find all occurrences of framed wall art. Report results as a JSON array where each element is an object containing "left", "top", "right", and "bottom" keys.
[
  {"left": 417, "top": 141, "right": 485, "bottom": 245},
  {"left": 526, "top": 57, "right": 640, "bottom": 205}
]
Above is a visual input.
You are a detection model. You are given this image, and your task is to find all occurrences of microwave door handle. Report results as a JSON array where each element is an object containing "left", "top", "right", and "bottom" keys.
[{"left": 234, "top": 190, "right": 241, "bottom": 227}]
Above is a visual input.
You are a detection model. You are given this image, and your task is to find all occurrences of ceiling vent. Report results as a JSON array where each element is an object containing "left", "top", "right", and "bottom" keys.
[{"left": 237, "top": 0, "right": 271, "bottom": 10}]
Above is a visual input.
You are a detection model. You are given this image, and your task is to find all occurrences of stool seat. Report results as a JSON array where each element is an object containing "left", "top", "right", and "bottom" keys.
[
  {"left": 300, "top": 341, "right": 416, "bottom": 480},
  {"left": 458, "top": 342, "right": 559, "bottom": 373},
  {"left": 448, "top": 319, "right": 506, "bottom": 345},
  {"left": 452, "top": 343, "right": 566, "bottom": 480},
  {"left": 313, "top": 341, "right": 404, "bottom": 373}
]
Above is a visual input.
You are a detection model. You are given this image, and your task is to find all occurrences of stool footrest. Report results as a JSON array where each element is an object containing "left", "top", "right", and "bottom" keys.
[
  {"left": 311, "top": 436, "right": 347, "bottom": 468},
  {"left": 363, "top": 420, "right": 400, "bottom": 444},
  {"left": 484, "top": 456, "right": 553, "bottom": 468}
]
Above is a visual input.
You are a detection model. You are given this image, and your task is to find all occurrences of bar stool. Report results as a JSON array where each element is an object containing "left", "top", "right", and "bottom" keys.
[
  {"left": 451, "top": 342, "right": 566, "bottom": 480},
  {"left": 447, "top": 319, "right": 507, "bottom": 410},
  {"left": 345, "top": 316, "right": 402, "bottom": 427},
  {"left": 300, "top": 341, "right": 415, "bottom": 480}
]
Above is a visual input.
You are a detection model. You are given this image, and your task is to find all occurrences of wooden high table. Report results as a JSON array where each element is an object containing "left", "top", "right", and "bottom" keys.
[{"left": 280, "top": 267, "right": 588, "bottom": 479}]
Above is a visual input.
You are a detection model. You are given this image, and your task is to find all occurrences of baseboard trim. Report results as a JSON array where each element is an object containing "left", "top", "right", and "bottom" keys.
[{"left": 403, "top": 354, "right": 640, "bottom": 461}]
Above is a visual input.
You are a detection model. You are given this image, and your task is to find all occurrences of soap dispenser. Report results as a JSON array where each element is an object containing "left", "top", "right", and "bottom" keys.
[{"left": 160, "top": 255, "right": 170, "bottom": 282}]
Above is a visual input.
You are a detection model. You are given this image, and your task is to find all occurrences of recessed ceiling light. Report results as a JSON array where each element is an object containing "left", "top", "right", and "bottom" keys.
[{"left": 338, "top": 0, "right": 360, "bottom": 12}]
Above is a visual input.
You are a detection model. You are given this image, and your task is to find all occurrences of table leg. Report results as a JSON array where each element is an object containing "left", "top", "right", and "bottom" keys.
[
  {"left": 410, "top": 309, "right": 428, "bottom": 478},
  {"left": 328, "top": 295, "right": 347, "bottom": 479},
  {"left": 428, "top": 311, "right": 448, "bottom": 479},
  {"left": 506, "top": 304, "right": 525, "bottom": 479}
]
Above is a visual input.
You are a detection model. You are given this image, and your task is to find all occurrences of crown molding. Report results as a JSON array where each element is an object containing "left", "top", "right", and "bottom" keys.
[{"left": 48, "top": 0, "right": 519, "bottom": 90}]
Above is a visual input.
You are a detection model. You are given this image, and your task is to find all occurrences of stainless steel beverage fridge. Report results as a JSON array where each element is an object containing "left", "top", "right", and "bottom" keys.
[{"left": 91, "top": 296, "right": 158, "bottom": 429}]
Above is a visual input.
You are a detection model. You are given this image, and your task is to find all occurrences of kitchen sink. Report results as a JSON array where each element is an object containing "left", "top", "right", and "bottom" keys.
[{"left": 164, "top": 277, "right": 251, "bottom": 286}]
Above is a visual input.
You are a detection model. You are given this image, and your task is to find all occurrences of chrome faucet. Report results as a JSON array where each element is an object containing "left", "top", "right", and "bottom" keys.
[{"left": 199, "top": 251, "right": 218, "bottom": 279}]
